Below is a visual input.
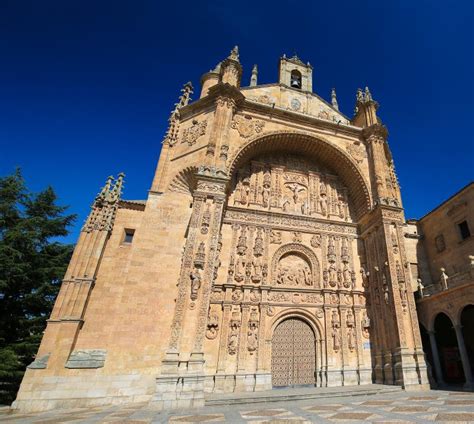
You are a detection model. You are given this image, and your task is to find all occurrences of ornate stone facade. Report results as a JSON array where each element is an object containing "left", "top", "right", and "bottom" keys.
[{"left": 14, "top": 48, "right": 432, "bottom": 414}]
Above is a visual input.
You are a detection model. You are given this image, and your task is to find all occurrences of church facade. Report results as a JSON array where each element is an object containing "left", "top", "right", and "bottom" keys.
[{"left": 14, "top": 48, "right": 431, "bottom": 412}]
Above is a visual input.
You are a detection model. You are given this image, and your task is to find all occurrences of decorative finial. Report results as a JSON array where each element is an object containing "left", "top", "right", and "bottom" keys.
[
  {"left": 213, "top": 62, "right": 222, "bottom": 73},
  {"left": 365, "top": 86, "right": 372, "bottom": 101},
  {"left": 177, "top": 82, "right": 193, "bottom": 109},
  {"left": 229, "top": 45, "right": 239, "bottom": 61},
  {"left": 164, "top": 82, "right": 192, "bottom": 146},
  {"left": 250, "top": 64, "right": 258, "bottom": 87},
  {"left": 111, "top": 172, "right": 125, "bottom": 201},
  {"left": 331, "top": 88, "right": 339, "bottom": 111}
]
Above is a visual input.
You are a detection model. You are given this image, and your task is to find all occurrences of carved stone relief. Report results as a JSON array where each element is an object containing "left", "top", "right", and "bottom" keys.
[
  {"left": 181, "top": 119, "right": 207, "bottom": 146},
  {"left": 231, "top": 114, "right": 265, "bottom": 138},
  {"left": 229, "top": 154, "right": 352, "bottom": 223}
]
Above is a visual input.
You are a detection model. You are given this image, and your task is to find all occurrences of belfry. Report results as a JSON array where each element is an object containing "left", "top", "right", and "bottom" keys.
[{"left": 14, "top": 47, "right": 430, "bottom": 412}]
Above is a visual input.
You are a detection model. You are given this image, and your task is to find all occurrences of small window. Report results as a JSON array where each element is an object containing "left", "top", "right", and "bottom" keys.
[
  {"left": 290, "top": 69, "right": 302, "bottom": 89},
  {"left": 458, "top": 220, "right": 471, "bottom": 240},
  {"left": 123, "top": 228, "right": 135, "bottom": 244}
]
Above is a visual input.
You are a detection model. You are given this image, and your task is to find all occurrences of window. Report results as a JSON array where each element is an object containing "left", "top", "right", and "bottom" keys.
[
  {"left": 458, "top": 220, "right": 471, "bottom": 240},
  {"left": 290, "top": 70, "right": 302, "bottom": 89},
  {"left": 123, "top": 228, "right": 135, "bottom": 244}
]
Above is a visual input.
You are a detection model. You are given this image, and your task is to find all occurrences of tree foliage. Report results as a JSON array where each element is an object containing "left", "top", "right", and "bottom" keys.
[{"left": 0, "top": 169, "right": 75, "bottom": 404}]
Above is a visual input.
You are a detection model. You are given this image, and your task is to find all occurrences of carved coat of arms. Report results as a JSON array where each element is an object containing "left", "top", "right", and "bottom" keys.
[
  {"left": 182, "top": 119, "right": 207, "bottom": 146},
  {"left": 231, "top": 115, "right": 265, "bottom": 138}
]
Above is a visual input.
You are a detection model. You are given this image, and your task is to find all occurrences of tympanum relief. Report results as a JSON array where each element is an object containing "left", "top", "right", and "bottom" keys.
[{"left": 230, "top": 154, "right": 352, "bottom": 222}]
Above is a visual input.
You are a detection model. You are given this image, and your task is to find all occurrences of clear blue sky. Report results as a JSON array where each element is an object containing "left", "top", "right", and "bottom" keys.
[{"left": 1, "top": 1, "right": 473, "bottom": 244}]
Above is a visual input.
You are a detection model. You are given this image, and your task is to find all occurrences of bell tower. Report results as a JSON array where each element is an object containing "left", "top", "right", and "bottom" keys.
[{"left": 279, "top": 54, "right": 313, "bottom": 92}]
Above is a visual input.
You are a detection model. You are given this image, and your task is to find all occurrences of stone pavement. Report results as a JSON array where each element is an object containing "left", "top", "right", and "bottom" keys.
[{"left": 1, "top": 389, "right": 474, "bottom": 423}]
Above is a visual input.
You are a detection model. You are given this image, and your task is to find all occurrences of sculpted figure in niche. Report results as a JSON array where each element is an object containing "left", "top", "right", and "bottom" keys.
[
  {"left": 342, "top": 264, "right": 352, "bottom": 288},
  {"left": 228, "top": 324, "right": 239, "bottom": 355},
  {"left": 235, "top": 175, "right": 250, "bottom": 205},
  {"left": 328, "top": 263, "right": 338, "bottom": 287},
  {"left": 319, "top": 193, "right": 328, "bottom": 217},
  {"left": 282, "top": 198, "right": 291, "bottom": 212},
  {"left": 235, "top": 256, "right": 246, "bottom": 282},
  {"left": 190, "top": 267, "right": 202, "bottom": 301},
  {"left": 252, "top": 257, "right": 263, "bottom": 283},
  {"left": 262, "top": 170, "right": 271, "bottom": 207},
  {"left": 337, "top": 194, "right": 346, "bottom": 219},
  {"left": 247, "top": 327, "right": 258, "bottom": 353}
]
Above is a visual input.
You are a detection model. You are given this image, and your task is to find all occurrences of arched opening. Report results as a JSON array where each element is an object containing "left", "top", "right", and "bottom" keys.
[
  {"left": 419, "top": 323, "right": 436, "bottom": 385},
  {"left": 461, "top": 305, "right": 474, "bottom": 378},
  {"left": 271, "top": 317, "right": 316, "bottom": 387},
  {"left": 434, "top": 313, "right": 465, "bottom": 384},
  {"left": 290, "top": 69, "right": 302, "bottom": 89}
]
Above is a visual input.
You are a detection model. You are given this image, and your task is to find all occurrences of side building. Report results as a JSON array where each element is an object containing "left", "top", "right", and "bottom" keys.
[{"left": 405, "top": 183, "right": 474, "bottom": 389}]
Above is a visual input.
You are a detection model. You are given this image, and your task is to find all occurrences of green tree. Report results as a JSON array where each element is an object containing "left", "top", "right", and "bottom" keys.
[{"left": 0, "top": 169, "right": 75, "bottom": 405}]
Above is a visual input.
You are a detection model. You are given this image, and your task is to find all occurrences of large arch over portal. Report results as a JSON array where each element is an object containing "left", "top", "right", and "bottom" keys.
[{"left": 227, "top": 131, "right": 372, "bottom": 220}]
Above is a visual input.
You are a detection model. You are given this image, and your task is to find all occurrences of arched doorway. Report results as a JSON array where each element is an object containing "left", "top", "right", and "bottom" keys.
[
  {"left": 271, "top": 318, "right": 316, "bottom": 387},
  {"left": 434, "top": 313, "right": 465, "bottom": 384}
]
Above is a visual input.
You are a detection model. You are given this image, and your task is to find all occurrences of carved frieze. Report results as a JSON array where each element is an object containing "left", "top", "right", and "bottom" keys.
[{"left": 224, "top": 209, "right": 357, "bottom": 235}]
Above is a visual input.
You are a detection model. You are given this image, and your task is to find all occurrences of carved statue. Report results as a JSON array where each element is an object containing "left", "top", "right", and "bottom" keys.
[
  {"left": 247, "top": 308, "right": 259, "bottom": 354},
  {"left": 247, "top": 327, "right": 258, "bottom": 353},
  {"left": 282, "top": 198, "right": 291, "bottom": 212},
  {"left": 382, "top": 273, "right": 389, "bottom": 304},
  {"left": 228, "top": 325, "right": 239, "bottom": 355},
  {"left": 236, "top": 227, "right": 247, "bottom": 256},
  {"left": 190, "top": 268, "right": 202, "bottom": 301},
  {"left": 252, "top": 257, "right": 262, "bottom": 283},
  {"left": 319, "top": 193, "right": 328, "bottom": 216},
  {"left": 253, "top": 228, "right": 264, "bottom": 256},
  {"left": 310, "top": 233, "right": 321, "bottom": 248},
  {"left": 328, "top": 263, "right": 338, "bottom": 287},
  {"left": 235, "top": 256, "right": 246, "bottom": 282},
  {"left": 348, "top": 327, "right": 356, "bottom": 351},
  {"left": 362, "top": 313, "right": 370, "bottom": 339},
  {"left": 262, "top": 170, "right": 271, "bottom": 207},
  {"left": 287, "top": 182, "right": 305, "bottom": 205},
  {"left": 331, "top": 310, "right": 341, "bottom": 352},
  {"left": 342, "top": 264, "right": 352, "bottom": 288},
  {"left": 337, "top": 194, "right": 345, "bottom": 219},
  {"left": 440, "top": 268, "right": 449, "bottom": 290},
  {"left": 396, "top": 261, "right": 404, "bottom": 282}
]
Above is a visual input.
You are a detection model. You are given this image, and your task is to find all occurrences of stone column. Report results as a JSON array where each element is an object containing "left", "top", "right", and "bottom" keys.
[
  {"left": 428, "top": 330, "right": 445, "bottom": 387},
  {"left": 453, "top": 325, "right": 474, "bottom": 389}
]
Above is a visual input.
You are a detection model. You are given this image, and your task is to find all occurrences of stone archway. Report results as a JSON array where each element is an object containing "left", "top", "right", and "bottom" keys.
[
  {"left": 271, "top": 317, "right": 316, "bottom": 387},
  {"left": 434, "top": 313, "right": 465, "bottom": 384}
]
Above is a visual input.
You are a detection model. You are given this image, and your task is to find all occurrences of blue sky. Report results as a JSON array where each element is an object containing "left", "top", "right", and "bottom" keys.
[{"left": 1, "top": 1, "right": 473, "bottom": 243}]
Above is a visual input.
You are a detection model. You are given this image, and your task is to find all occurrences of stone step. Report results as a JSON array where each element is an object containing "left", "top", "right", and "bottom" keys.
[{"left": 206, "top": 384, "right": 403, "bottom": 406}]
